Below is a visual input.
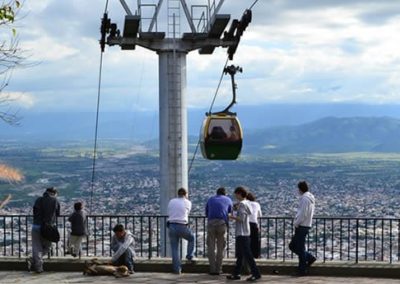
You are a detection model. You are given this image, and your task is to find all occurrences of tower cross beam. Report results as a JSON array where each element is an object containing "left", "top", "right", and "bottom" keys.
[{"left": 107, "top": 37, "right": 238, "bottom": 52}]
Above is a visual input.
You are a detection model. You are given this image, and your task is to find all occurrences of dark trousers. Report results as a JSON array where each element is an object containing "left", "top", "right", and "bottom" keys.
[
  {"left": 233, "top": 236, "right": 261, "bottom": 277},
  {"left": 289, "top": 226, "right": 314, "bottom": 273},
  {"left": 249, "top": 222, "right": 260, "bottom": 258},
  {"left": 113, "top": 250, "right": 134, "bottom": 271}
]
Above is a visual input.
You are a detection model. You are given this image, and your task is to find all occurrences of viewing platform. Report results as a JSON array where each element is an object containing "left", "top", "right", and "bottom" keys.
[
  {"left": 1, "top": 271, "right": 400, "bottom": 284},
  {"left": 1, "top": 214, "right": 400, "bottom": 282},
  {"left": 0, "top": 257, "right": 399, "bottom": 283}
]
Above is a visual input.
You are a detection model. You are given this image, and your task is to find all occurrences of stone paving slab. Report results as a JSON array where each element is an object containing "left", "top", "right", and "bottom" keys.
[{"left": 0, "top": 272, "right": 399, "bottom": 284}]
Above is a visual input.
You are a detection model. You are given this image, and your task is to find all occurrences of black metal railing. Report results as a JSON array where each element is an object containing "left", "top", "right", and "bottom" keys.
[{"left": 0, "top": 215, "right": 399, "bottom": 263}]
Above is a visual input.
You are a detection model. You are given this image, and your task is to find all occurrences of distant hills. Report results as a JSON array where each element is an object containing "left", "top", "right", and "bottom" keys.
[
  {"left": 3, "top": 104, "right": 400, "bottom": 154},
  {"left": 245, "top": 116, "right": 400, "bottom": 153},
  {"left": 4, "top": 103, "right": 400, "bottom": 141}
]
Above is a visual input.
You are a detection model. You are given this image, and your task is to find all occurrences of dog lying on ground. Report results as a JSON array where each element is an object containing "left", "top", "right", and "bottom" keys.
[{"left": 83, "top": 258, "right": 130, "bottom": 278}]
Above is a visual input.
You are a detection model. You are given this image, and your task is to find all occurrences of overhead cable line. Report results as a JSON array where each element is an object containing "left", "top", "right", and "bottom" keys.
[
  {"left": 188, "top": 56, "right": 229, "bottom": 174},
  {"left": 249, "top": 0, "right": 259, "bottom": 10},
  {"left": 89, "top": 0, "right": 109, "bottom": 215}
]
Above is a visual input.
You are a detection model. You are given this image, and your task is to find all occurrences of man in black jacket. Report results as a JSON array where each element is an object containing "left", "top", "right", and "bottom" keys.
[{"left": 28, "top": 187, "right": 60, "bottom": 273}]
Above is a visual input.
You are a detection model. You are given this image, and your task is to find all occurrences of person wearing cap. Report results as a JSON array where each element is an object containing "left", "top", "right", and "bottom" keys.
[
  {"left": 206, "top": 187, "right": 233, "bottom": 275},
  {"left": 167, "top": 188, "right": 196, "bottom": 274},
  {"left": 28, "top": 187, "right": 60, "bottom": 273}
]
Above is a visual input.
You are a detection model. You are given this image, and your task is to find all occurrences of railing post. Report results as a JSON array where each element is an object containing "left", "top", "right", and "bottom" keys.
[
  {"left": 373, "top": 219, "right": 376, "bottom": 261},
  {"left": 94, "top": 216, "right": 97, "bottom": 256},
  {"left": 148, "top": 216, "right": 152, "bottom": 259},
  {"left": 282, "top": 218, "right": 286, "bottom": 261},
  {"left": 331, "top": 219, "right": 334, "bottom": 261},
  {"left": 390, "top": 219, "right": 393, "bottom": 264},
  {"left": 381, "top": 219, "right": 384, "bottom": 261},
  {"left": 364, "top": 219, "right": 368, "bottom": 261},
  {"left": 25, "top": 216, "right": 29, "bottom": 257},
  {"left": 11, "top": 217, "right": 14, "bottom": 256},
  {"left": 339, "top": 219, "right": 343, "bottom": 261},
  {"left": 323, "top": 218, "right": 326, "bottom": 262},
  {"left": 355, "top": 219, "right": 359, "bottom": 264},
  {"left": 102, "top": 216, "right": 105, "bottom": 256}
]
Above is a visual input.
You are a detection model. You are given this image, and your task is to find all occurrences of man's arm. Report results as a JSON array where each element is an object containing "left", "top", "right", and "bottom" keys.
[
  {"left": 112, "top": 235, "right": 134, "bottom": 263},
  {"left": 33, "top": 198, "right": 41, "bottom": 216},
  {"left": 56, "top": 201, "right": 61, "bottom": 217},
  {"left": 294, "top": 198, "right": 306, "bottom": 227}
]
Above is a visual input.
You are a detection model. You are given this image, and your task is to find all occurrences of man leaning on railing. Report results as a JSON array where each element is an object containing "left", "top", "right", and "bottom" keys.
[{"left": 27, "top": 187, "right": 60, "bottom": 274}]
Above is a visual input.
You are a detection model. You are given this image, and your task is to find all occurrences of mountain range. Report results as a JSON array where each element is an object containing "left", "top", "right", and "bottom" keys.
[
  {"left": 2, "top": 104, "right": 400, "bottom": 153},
  {"left": 244, "top": 116, "right": 400, "bottom": 153}
]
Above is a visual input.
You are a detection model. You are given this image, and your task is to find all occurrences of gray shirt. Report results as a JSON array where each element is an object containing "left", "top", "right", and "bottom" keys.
[{"left": 235, "top": 200, "right": 252, "bottom": 236}]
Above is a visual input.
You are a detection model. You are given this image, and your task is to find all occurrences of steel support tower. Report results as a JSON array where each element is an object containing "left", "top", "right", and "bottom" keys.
[{"left": 101, "top": 0, "right": 250, "bottom": 255}]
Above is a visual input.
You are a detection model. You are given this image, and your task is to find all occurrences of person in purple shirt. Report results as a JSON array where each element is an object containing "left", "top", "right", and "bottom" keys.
[{"left": 206, "top": 187, "right": 233, "bottom": 275}]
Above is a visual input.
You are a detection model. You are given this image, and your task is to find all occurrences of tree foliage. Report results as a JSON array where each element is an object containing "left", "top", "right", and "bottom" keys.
[{"left": 0, "top": 0, "right": 23, "bottom": 125}]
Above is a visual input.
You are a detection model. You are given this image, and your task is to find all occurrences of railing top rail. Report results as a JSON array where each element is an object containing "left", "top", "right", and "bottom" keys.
[{"left": 0, "top": 214, "right": 399, "bottom": 221}]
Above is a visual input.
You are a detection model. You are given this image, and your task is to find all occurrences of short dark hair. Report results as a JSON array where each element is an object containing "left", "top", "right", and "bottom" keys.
[
  {"left": 216, "top": 187, "right": 226, "bottom": 195},
  {"left": 247, "top": 192, "right": 256, "bottom": 201},
  {"left": 298, "top": 181, "right": 309, "bottom": 193},
  {"left": 234, "top": 186, "right": 248, "bottom": 198},
  {"left": 46, "top": 187, "right": 57, "bottom": 195},
  {"left": 177, "top": 188, "right": 187, "bottom": 197},
  {"left": 74, "top": 202, "right": 82, "bottom": 211},
  {"left": 113, "top": 224, "right": 124, "bottom": 233}
]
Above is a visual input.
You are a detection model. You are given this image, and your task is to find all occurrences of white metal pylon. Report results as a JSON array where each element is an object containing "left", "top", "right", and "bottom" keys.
[{"left": 103, "top": 0, "right": 248, "bottom": 256}]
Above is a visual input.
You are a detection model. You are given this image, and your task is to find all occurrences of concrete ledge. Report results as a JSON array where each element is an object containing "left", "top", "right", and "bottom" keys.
[{"left": 0, "top": 257, "right": 399, "bottom": 279}]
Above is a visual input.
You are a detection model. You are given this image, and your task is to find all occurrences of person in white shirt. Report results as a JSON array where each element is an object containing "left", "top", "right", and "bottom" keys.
[
  {"left": 227, "top": 187, "right": 261, "bottom": 282},
  {"left": 289, "top": 181, "right": 316, "bottom": 276},
  {"left": 247, "top": 192, "right": 262, "bottom": 258},
  {"left": 167, "top": 188, "right": 195, "bottom": 274}
]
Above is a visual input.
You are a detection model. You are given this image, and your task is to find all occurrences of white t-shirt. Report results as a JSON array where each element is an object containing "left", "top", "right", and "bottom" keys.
[
  {"left": 167, "top": 197, "right": 192, "bottom": 224},
  {"left": 249, "top": 201, "right": 262, "bottom": 224}
]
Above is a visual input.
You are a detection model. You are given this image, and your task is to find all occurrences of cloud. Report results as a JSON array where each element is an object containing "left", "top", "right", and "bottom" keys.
[
  {"left": 0, "top": 92, "right": 35, "bottom": 108},
  {"left": 2, "top": 0, "right": 400, "bottom": 113}
]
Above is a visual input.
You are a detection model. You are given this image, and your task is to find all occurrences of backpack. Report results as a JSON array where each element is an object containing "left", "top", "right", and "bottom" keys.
[{"left": 41, "top": 223, "right": 60, "bottom": 242}]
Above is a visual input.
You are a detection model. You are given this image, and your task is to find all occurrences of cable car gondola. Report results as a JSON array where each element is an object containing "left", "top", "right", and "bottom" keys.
[{"left": 200, "top": 65, "right": 243, "bottom": 160}]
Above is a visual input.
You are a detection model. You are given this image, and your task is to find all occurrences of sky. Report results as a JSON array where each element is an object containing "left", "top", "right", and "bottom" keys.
[{"left": 1, "top": 0, "right": 400, "bottom": 114}]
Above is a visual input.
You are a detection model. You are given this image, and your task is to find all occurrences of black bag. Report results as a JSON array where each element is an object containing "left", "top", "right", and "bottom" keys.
[{"left": 41, "top": 223, "right": 60, "bottom": 242}]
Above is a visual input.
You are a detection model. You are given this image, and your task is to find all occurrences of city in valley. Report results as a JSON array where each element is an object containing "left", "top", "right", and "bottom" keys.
[{"left": 1, "top": 140, "right": 399, "bottom": 218}]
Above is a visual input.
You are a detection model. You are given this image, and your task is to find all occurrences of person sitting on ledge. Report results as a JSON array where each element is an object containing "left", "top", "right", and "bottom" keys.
[{"left": 111, "top": 224, "right": 135, "bottom": 274}]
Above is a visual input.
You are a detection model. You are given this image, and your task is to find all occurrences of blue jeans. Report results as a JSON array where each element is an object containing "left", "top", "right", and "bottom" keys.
[
  {"left": 168, "top": 223, "right": 195, "bottom": 273},
  {"left": 289, "top": 226, "right": 314, "bottom": 273},
  {"left": 233, "top": 236, "right": 261, "bottom": 277},
  {"left": 112, "top": 249, "right": 134, "bottom": 271},
  {"left": 31, "top": 225, "right": 51, "bottom": 272}
]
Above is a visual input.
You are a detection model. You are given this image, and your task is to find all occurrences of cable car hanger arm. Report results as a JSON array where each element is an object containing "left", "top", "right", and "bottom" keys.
[{"left": 215, "top": 65, "right": 242, "bottom": 115}]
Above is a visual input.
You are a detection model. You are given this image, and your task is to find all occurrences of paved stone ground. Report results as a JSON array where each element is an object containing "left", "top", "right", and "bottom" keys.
[{"left": 0, "top": 272, "right": 399, "bottom": 284}]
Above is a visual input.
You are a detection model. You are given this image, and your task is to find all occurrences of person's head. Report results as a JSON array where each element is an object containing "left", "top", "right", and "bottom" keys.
[
  {"left": 216, "top": 187, "right": 226, "bottom": 196},
  {"left": 234, "top": 186, "right": 248, "bottom": 201},
  {"left": 247, "top": 192, "right": 256, "bottom": 202},
  {"left": 113, "top": 224, "right": 125, "bottom": 238},
  {"left": 74, "top": 202, "right": 83, "bottom": 211},
  {"left": 177, "top": 187, "right": 187, "bottom": 198},
  {"left": 46, "top": 187, "right": 58, "bottom": 197},
  {"left": 297, "top": 181, "right": 309, "bottom": 194}
]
